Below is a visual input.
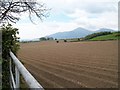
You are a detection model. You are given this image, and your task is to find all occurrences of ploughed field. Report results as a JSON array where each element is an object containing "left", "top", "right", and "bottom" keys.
[{"left": 18, "top": 41, "right": 118, "bottom": 88}]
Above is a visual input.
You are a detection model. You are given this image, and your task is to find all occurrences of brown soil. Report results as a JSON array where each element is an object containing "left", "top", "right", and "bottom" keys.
[{"left": 18, "top": 41, "right": 118, "bottom": 88}]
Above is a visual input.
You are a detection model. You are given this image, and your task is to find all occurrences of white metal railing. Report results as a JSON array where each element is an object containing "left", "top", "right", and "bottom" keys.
[{"left": 9, "top": 51, "right": 44, "bottom": 90}]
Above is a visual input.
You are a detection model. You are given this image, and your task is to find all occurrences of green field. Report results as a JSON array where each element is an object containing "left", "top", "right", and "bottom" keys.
[
  {"left": 90, "top": 32, "right": 120, "bottom": 41},
  {"left": 68, "top": 32, "right": 120, "bottom": 42}
]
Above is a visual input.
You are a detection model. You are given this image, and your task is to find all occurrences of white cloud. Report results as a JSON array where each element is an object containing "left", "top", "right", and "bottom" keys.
[
  {"left": 67, "top": 8, "right": 118, "bottom": 30},
  {"left": 14, "top": 0, "right": 118, "bottom": 40},
  {"left": 40, "top": 0, "right": 118, "bottom": 13}
]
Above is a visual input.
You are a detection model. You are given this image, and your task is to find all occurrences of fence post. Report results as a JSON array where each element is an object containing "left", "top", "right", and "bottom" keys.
[
  {"left": 15, "top": 66, "right": 20, "bottom": 88},
  {"left": 9, "top": 58, "right": 16, "bottom": 88}
]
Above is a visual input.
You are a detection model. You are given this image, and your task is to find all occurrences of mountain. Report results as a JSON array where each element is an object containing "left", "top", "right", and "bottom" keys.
[
  {"left": 47, "top": 27, "right": 116, "bottom": 39},
  {"left": 47, "top": 27, "right": 93, "bottom": 39},
  {"left": 94, "top": 28, "right": 115, "bottom": 33}
]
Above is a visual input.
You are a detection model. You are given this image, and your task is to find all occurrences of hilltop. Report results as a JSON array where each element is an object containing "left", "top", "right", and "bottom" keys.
[{"left": 47, "top": 27, "right": 116, "bottom": 39}]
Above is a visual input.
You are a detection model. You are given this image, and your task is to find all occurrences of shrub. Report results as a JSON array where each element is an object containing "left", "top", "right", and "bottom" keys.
[
  {"left": 64, "top": 39, "right": 67, "bottom": 42},
  {"left": 78, "top": 38, "right": 80, "bottom": 41},
  {"left": 1, "top": 24, "right": 20, "bottom": 88}
]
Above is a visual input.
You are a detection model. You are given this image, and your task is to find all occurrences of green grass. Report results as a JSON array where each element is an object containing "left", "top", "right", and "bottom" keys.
[
  {"left": 90, "top": 32, "right": 120, "bottom": 41},
  {"left": 60, "top": 32, "right": 120, "bottom": 42}
]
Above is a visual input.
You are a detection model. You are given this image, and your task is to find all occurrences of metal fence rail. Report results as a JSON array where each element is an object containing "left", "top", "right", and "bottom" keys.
[{"left": 9, "top": 51, "right": 44, "bottom": 90}]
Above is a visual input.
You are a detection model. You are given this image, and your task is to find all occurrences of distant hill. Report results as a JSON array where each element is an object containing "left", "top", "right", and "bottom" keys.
[
  {"left": 47, "top": 27, "right": 93, "bottom": 39},
  {"left": 94, "top": 28, "right": 115, "bottom": 33},
  {"left": 47, "top": 27, "right": 115, "bottom": 39},
  {"left": 69, "top": 31, "right": 120, "bottom": 42},
  {"left": 90, "top": 32, "right": 120, "bottom": 41}
]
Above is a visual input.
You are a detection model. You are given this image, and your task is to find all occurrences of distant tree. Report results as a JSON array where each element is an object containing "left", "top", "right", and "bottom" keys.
[
  {"left": 0, "top": 0, "right": 49, "bottom": 23},
  {"left": 64, "top": 39, "right": 67, "bottom": 42},
  {"left": 39, "top": 37, "right": 47, "bottom": 41},
  {"left": 55, "top": 38, "right": 57, "bottom": 40},
  {"left": 78, "top": 38, "right": 80, "bottom": 41},
  {"left": 46, "top": 37, "right": 53, "bottom": 40}
]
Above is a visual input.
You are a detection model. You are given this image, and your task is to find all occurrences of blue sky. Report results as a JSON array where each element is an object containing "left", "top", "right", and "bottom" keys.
[{"left": 13, "top": 0, "right": 118, "bottom": 40}]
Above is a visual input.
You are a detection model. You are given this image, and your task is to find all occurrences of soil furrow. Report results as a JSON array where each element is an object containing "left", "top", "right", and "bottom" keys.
[
  {"left": 23, "top": 59, "right": 118, "bottom": 88},
  {"left": 20, "top": 56, "right": 117, "bottom": 77},
  {"left": 18, "top": 41, "right": 118, "bottom": 88},
  {"left": 24, "top": 62, "right": 88, "bottom": 88},
  {"left": 22, "top": 58, "right": 118, "bottom": 83},
  {"left": 18, "top": 52, "right": 117, "bottom": 69}
]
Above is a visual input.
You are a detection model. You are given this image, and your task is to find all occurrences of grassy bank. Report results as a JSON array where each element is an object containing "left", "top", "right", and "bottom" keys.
[{"left": 90, "top": 32, "right": 120, "bottom": 41}]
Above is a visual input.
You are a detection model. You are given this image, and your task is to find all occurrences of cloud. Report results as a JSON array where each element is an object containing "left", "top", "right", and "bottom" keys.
[
  {"left": 66, "top": 8, "right": 118, "bottom": 30},
  {"left": 40, "top": 0, "right": 118, "bottom": 14},
  {"left": 81, "top": 2, "right": 117, "bottom": 13},
  {"left": 14, "top": 0, "right": 118, "bottom": 40}
]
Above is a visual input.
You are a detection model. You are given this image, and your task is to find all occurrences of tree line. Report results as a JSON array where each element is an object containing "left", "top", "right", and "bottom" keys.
[{"left": 83, "top": 32, "right": 112, "bottom": 40}]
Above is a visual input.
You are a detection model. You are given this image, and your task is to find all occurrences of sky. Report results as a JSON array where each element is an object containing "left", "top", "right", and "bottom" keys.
[{"left": 13, "top": 0, "right": 119, "bottom": 40}]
